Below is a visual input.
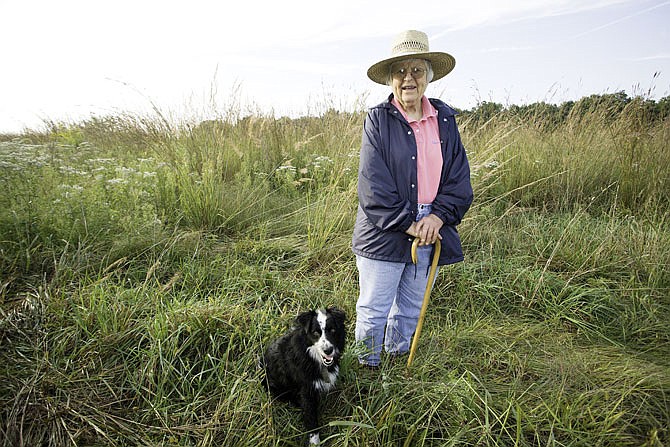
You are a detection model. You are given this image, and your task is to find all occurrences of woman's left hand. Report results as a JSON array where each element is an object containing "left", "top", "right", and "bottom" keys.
[{"left": 416, "top": 214, "right": 443, "bottom": 245}]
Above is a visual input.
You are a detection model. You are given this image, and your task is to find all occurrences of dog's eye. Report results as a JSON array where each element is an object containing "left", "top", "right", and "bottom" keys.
[
  {"left": 329, "top": 328, "right": 336, "bottom": 334},
  {"left": 312, "top": 330, "right": 320, "bottom": 337}
]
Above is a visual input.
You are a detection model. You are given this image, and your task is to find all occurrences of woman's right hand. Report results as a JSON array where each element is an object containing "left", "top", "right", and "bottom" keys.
[{"left": 407, "top": 215, "right": 443, "bottom": 245}]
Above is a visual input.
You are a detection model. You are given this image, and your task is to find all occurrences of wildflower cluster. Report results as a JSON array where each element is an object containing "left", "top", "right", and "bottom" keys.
[
  {"left": 272, "top": 154, "right": 335, "bottom": 193},
  {"left": 0, "top": 140, "right": 165, "bottom": 242}
]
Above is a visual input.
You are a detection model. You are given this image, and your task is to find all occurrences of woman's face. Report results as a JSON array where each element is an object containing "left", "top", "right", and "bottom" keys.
[{"left": 390, "top": 59, "right": 429, "bottom": 110}]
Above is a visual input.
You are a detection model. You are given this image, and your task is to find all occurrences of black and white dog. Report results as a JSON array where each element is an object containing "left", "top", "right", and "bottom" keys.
[{"left": 261, "top": 307, "right": 346, "bottom": 445}]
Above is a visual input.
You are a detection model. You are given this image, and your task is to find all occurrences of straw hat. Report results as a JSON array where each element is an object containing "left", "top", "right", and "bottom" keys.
[{"left": 367, "top": 30, "right": 456, "bottom": 85}]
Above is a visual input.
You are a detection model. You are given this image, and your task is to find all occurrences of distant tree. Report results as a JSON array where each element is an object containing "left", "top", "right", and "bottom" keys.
[
  {"left": 558, "top": 101, "right": 575, "bottom": 122},
  {"left": 469, "top": 101, "right": 504, "bottom": 123},
  {"left": 570, "top": 91, "right": 631, "bottom": 123},
  {"left": 655, "top": 95, "right": 670, "bottom": 120}
]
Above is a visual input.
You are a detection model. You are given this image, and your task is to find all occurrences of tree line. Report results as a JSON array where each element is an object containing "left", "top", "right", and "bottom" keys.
[{"left": 457, "top": 91, "right": 670, "bottom": 129}]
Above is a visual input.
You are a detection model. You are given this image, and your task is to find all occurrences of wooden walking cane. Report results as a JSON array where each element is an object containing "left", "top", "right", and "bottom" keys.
[{"left": 406, "top": 237, "right": 441, "bottom": 368}]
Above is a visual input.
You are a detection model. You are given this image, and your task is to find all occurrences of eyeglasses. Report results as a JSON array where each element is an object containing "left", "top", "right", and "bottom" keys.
[{"left": 391, "top": 66, "right": 427, "bottom": 80}]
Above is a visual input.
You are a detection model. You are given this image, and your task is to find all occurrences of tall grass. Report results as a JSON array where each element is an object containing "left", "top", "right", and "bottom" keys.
[
  {"left": 466, "top": 98, "right": 670, "bottom": 216},
  {"left": 1, "top": 95, "right": 668, "bottom": 446}
]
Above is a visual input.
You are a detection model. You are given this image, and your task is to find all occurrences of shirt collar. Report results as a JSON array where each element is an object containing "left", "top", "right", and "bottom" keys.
[{"left": 391, "top": 95, "right": 437, "bottom": 122}]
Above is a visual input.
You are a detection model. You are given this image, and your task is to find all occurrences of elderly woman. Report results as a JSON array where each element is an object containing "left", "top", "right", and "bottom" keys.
[{"left": 352, "top": 30, "right": 473, "bottom": 368}]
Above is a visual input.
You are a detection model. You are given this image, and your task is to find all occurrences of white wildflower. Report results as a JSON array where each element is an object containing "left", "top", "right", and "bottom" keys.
[{"left": 107, "top": 178, "right": 127, "bottom": 185}]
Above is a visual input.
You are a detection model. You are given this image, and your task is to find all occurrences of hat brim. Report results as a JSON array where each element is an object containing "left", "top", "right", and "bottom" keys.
[{"left": 367, "top": 51, "right": 456, "bottom": 85}]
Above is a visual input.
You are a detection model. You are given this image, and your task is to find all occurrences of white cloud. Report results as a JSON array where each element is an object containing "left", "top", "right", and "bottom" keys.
[
  {"left": 624, "top": 53, "right": 670, "bottom": 62},
  {"left": 429, "top": 0, "right": 635, "bottom": 37},
  {"left": 476, "top": 46, "right": 537, "bottom": 54}
]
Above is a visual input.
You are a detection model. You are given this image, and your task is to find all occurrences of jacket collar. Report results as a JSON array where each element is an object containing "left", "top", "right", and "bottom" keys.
[{"left": 374, "top": 93, "right": 458, "bottom": 118}]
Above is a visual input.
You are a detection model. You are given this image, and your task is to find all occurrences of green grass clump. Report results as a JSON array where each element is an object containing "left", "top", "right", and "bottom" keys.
[{"left": 1, "top": 96, "right": 668, "bottom": 446}]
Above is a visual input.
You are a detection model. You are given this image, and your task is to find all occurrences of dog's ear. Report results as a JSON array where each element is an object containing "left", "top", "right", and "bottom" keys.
[
  {"left": 327, "top": 307, "right": 346, "bottom": 325},
  {"left": 294, "top": 310, "right": 315, "bottom": 331}
]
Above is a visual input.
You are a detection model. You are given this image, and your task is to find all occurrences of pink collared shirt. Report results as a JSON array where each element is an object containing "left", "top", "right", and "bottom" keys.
[{"left": 391, "top": 96, "right": 443, "bottom": 203}]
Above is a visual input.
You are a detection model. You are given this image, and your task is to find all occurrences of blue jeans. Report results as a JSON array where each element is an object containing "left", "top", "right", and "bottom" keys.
[{"left": 355, "top": 204, "right": 440, "bottom": 366}]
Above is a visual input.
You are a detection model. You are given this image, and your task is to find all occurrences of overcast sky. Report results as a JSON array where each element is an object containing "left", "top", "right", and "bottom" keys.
[{"left": 1, "top": 0, "right": 669, "bottom": 133}]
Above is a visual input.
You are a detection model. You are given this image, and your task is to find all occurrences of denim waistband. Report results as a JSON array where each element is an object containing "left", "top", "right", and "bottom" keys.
[{"left": 417, "top": 203, "right": 432, "bottom": 221}]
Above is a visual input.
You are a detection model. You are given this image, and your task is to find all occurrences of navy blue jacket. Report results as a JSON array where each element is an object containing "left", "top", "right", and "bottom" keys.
[{"left": 352, "top": 95, "right": 473, "bottom": 265}]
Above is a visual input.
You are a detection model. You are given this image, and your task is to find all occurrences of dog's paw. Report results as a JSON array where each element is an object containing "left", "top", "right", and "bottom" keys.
[{"left": 308, "top": 432, "right": 321, "bottom": 445}]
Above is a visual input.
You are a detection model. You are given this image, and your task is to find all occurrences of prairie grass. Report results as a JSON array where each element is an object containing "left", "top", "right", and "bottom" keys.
[{"left": 1, "top": 96, "right": 668, "bottom": 446}]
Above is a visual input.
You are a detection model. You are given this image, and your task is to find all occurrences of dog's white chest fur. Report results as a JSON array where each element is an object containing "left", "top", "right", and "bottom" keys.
[{"left": 313, "top": 366, "right": 339, "bottom": 393}]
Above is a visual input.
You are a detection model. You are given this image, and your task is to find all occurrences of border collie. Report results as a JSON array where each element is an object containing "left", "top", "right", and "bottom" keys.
[{"left": 261, "top": 307, "right": 346, "bottom": 445}]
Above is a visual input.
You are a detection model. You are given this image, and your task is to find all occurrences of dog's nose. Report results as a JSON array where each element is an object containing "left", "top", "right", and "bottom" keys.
[{"left": 323, "top": 346, "right": 334, "bottom": 356}]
